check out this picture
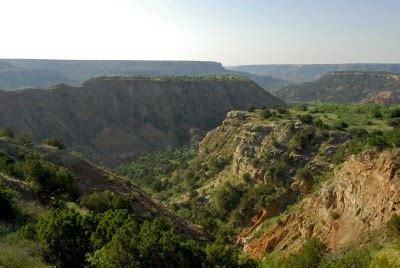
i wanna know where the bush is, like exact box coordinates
[296,168,313,184]
[320,247,372,267]
[299,114,313,124]
[247,106,256,112]
[274,239,327,267]
[289,127,315,152]
[35,209,96,266]
[387,214,400,237]
[80,191,133,213]
[89,217,205,267]
[388,118,400,127]
[21,159,77,200]
[91,209,135,249]
[0,153,16,177]
[0,181,19,220]
[260,109,272,119]
[42,138,66,150]
[213,182,243,217]
[333,121,349,130]
[372,109,383,118]
[0,128,15,138]
[390,108,400,118]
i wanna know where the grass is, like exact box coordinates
[0,230,47,267]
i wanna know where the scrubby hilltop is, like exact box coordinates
[274,71,400,104]
[0,76,285,166]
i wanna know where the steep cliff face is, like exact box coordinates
[274,72,400,103]
[361,90,400,105]
[243,150,400,258]
[0,77,285,166]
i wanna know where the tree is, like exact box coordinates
[0,127,15,138]
[21,159,77,200]
[36,209,96,267]
[80,190,132,213]
[43,138,66,150]
[0,181,19,220]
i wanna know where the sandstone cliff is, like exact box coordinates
[243,150,400,258]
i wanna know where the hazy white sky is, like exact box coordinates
[1,0,399,65]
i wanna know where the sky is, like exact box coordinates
[0,0,399,65]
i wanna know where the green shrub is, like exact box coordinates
[388,118,400,127]
[390,108,400,118]
[213,182,243,217]
[299,114,313,124]
[0,181,19,220]
[80,191,133,213]
[269,239,326,267]
[296,168,313,184]
[260,109,272,119]
[91,209,135,249]
[35,209,96,266]
[247,106,256,112]
[21,159,77,200]
[372,109,383,118]
[387,214,400,237]
[89,217,205,267]
[349,127,368,137]
[320,247,373,267]
[0,153,16,177]
[42,138,66,150]
[0,128,15,138]
[333,121,349,130]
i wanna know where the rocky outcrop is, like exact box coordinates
[361,90,400,105]
[243,150,400,258]
[0,77,285,166]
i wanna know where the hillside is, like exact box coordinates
[118,103,400,266]
[274,72,400,103]
[227,64,400,82]
[1,59,285,90]
[0,136,222,267]
[0,76,285,166]
[0,61,69,90]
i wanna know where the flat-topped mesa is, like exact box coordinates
[274,71,400,103]
[0,76,285,167]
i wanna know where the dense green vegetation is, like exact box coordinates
[87,74,250,83]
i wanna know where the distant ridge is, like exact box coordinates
[274,71,400,103]
[0,59,285,90]
[227,63,400,82]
